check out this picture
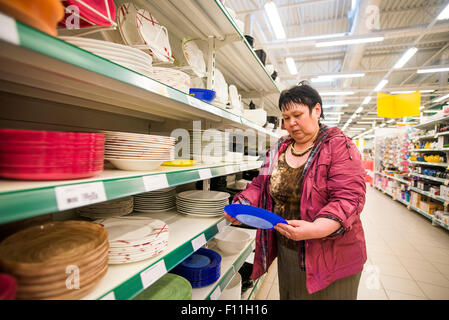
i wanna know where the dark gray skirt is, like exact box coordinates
[277,242,362,300]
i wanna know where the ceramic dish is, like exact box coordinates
[214,226,251,255]
[133,273,192,300]
[224,204,288,230]
[136,9,173,63]
[182,38,206,78]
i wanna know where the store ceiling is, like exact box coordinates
[225,0,449,137]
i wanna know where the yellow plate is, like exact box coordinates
[162,160,195,166]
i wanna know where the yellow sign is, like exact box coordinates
[377,91,420,118]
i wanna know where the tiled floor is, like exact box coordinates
[255,185,449,300]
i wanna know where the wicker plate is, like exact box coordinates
[0,221,108,276]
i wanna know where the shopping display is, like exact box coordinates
[0,129,105,180]
[0,221,109,299]
[171,248,222,288]
[2,0,447,302]
[95,216,168,264]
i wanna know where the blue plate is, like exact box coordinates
[224,204,288,229]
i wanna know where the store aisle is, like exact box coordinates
[254,185,449,300]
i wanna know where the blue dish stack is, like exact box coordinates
[171,248,222,288]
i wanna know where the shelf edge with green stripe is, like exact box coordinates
[0,162,262,225]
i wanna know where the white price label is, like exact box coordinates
[153,82,169,97]
[142,174,169,192]
[55,182,107,211]
[191,233,207,251]
[210,286,222,300]
[140,260,167,289]
[188,96,204,109]
[198,168,212,180]
[0,14,19,45]
[100,292,116,300]
[217,219,228,234]
[225,166,233,175]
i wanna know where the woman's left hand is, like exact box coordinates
[274,220,317,241]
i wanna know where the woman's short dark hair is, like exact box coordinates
[279,81,324,119]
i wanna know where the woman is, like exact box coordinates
[224,82,367,300]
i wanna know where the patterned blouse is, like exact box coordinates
[269,149,345,270]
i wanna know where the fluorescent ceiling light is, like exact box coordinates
[322,104,349,108]
[315,36,384,47]
[311,77,333,83]
[390,90,435,94]
[357,121,375,124]
[433,93,449,103]
[362,96,372,105]
[417,66,449,74]
[316,73,365,80]
[437,3,449,20]
[355,107,363,113]
[393,47,417,69]
[285,57,298,75]
[362,117,382,120]
[374,79,388,92]
[325,112,344,115]
[320,91,355,96]
[264,1,286,39]
[348,128,366,131]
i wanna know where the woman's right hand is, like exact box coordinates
[223,211,243,226]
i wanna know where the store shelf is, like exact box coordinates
[409,148,449,152]
[192,230,256,300]
[375,185,449,232]
[79,210,227,300]
[0,15,281,139]
[409,186,447,204]
[0,161,262,225]
[414,115,449,130]
[409,173,448,184]
[375,171,411,185]
[408,160,449,167]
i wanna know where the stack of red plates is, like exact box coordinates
[0,129,105,180]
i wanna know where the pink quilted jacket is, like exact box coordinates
[233,125,367,294]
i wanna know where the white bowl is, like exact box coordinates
[214,226,251,255]
[108,159,163,171]
[243,109,267,127]
[219,272,242,300]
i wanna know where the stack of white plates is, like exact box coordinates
[176,190,230,217]
[189,130,229,162]
[77,196,134,219]
[134,187,176,213]
[102,131,176,171]
[95,216,169,264]
[152,67,190,93]
[59,36,153,76]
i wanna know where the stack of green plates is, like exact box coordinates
[133,273,192,300]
